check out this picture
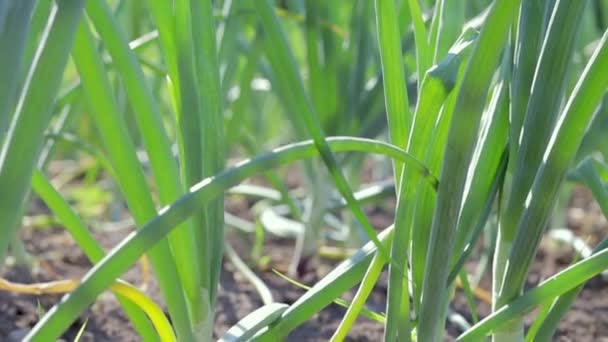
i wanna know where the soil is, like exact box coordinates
[1,185,607,341]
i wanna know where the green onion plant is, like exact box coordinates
[0,1,607,341]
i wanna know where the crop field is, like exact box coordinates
[1,0,608,341]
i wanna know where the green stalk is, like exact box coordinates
[0,0,35,140]
[344,0,373,130]
[374,2,413,336]
[385,170,412,341]
[0,0,85,266]
[190,0,225,310]
[144,0,179,93]
[494,25,608,340]
[226,31,262,148]
[577,158,608,217]
[429,0,465,62]
[459,270,479,324]
[409,28,477,312]
[84,0,203,327]
[171,3,212,332]
[500,0,586,242]
[404,0,431,86]
[451,44,511,275]
[448,149,508,285]
[416,0,521,340]
[21,1,53,74]
[71,20,194,341]
[331,249,387,341]
[217,0,243,96]
[305,0,329,127]
[374,0,412,176]
[509,1,545,159]
[494,2,589,339]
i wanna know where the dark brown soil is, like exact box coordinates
[1,186,607,341]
